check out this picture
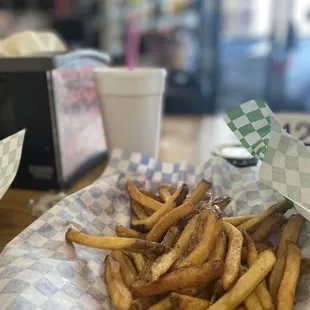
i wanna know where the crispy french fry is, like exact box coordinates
[126,252,145,273]
[300,258,310,275]
[177,208,222,268]
[251,213,287,243]
[243,291,263,310]
[140,189,163,203]
[143,215,199,282]
[269,214,303,303]
[243,231,274,310]
[212,196,232,211]
[131,199,149,220]
[209,229,227,261]
[177,283,209,297]
[131,214,149,233]
[208,249,276,310]
[105,255,133,310]
[131,183,189,230]
[111,251,137,287]
[277,241,301,310]
[66,228,169,259]
[255,241,273,253]
[223,215,256,226]
[130,296,164,310]
[222,222,243,290]
[159,185,174,202]
[161,225,181,248]
[237,200,292,233]
[170,293,210,310]
[147,295,172,310]
[115,226,145,239]
[131,260,224,297]
[146,203,195,242]
[186,180,211,205]
[127,180,163,211]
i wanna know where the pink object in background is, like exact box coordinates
[126,21,140,70]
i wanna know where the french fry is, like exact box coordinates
[131,214,149,233]
[143,215,199,282]
[159,185,174,202]
[251,213,287,243]
[127,180,163,211]
[243,291,263,310]
[140,189,163,203]
[237,199,293,233]
[105,255,133,310]
[223,215,256,226]
[243,231,274,310]
[131,199,149,220]
[130,296,164,310]
[115,226,145,239]
[208,249,276,310]
[111,251,137,287]
[186,179,211,205]
[66,228,169,259]
[147,295,172,310]
[209,229,227,261]
[126,252,145,273]
[131,260,224,297]
[212,196,232,211]
[170,293,210,310]
[177,208,222,268]
[237,307,246,310]
[222,222,243,290]
[277,241,301,310]
[177,283,209,297]
[269,214,303,303]
[131,183,189,230]
[146,203,195,242]
[161,225,181,248]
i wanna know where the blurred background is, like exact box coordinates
[0,0,309,115]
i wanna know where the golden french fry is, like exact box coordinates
[131,214,149,233]
[300,258,310,275]
[243,231,275,310]
[269,214,303,303]
[223,215,256,226]
[111,251,137,287]
[251,213,287,243]
[209,229,227,261]
[146,203,195,242]
[131,183,189,230]
[277,241,301,310]
[177,282,209,297]
[131,260,224,297]
[222,222,243,290]
[186,179,211,205]
[105,255,133,310]
[243,291,263,310]
[115,226,145,239]
[140,189,163,203]
[212,196,232,211]
[147,295,172,310]
[159,185,174,202]
[161,225,181,248]
[66,228,169,259]
[143,215,199,282]
[208,249,276,310]
[126,252,145,274]
[177,208,222,268]
[170,293,210,310]
[131,199,149,220]
[237,200,292,233]
[127,180,163,211]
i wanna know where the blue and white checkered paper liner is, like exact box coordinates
[0,148,310,309]
[224,100,310,223]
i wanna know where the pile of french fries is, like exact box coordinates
[65,179,310,310]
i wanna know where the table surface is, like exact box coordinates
[0,115,238,250]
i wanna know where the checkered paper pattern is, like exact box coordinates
[1,148,310,309]
[0,130,25,199]
[224,100,310,222]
